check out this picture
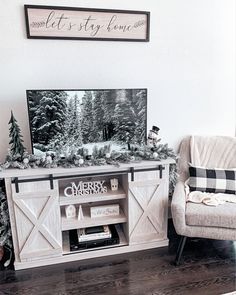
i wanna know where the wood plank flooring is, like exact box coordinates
[0,221,235,295]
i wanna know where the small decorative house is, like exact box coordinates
[110,178,119,191]
[65,205,76,219]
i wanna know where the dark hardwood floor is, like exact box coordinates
[0,221,235,295]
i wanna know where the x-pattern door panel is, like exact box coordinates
[129,177,168,244]
[12,185,62,261]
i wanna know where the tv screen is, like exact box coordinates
[26,89,147,155]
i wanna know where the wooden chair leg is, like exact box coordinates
[175,236,187,266]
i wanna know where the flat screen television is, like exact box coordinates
[26,89,147,155]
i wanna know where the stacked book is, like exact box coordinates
[77,225,111,242]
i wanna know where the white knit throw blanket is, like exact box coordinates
[186,135,236,206]
[186,183,236,206]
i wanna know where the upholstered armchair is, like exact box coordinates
[171,135,236,265]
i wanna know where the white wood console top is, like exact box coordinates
[0,159,175,178]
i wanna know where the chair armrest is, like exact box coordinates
[171,181,187,236]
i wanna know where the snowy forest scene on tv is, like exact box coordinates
[27,89,147,156]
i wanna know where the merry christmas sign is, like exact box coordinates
[64,180,107,197]
[25,5,150,41]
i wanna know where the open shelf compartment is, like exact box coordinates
[62,224,128,255]
[61,207,127,231]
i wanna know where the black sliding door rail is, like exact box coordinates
[11,165,165,193]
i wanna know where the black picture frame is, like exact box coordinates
[24,5,150,42]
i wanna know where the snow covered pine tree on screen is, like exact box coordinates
[27,89,147,155]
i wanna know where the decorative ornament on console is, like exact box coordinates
[65,205,76,219]
[153,152,158,159]
[110,178,119,191]
[64,180,108,197]
[78,205,84,220]
[147,126,161,147]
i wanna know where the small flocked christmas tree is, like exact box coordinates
[8,111,25,158]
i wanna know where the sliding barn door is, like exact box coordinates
[128,170,168,244]
[11,180,62,261]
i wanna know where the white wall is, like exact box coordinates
[0,0,235,162]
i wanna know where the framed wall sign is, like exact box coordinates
[24,5,150,42]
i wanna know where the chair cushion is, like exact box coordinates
[186,202,236,229]
[188,165,236,194]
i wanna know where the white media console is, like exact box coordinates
[1,159,174,270]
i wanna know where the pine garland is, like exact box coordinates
[1,143,174,168]
[0,143,177,194]
[1,143,176,169]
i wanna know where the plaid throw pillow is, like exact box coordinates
[188,166,236,194]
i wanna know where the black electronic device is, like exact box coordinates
[69,224,119,251]
[85,226,105,235]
